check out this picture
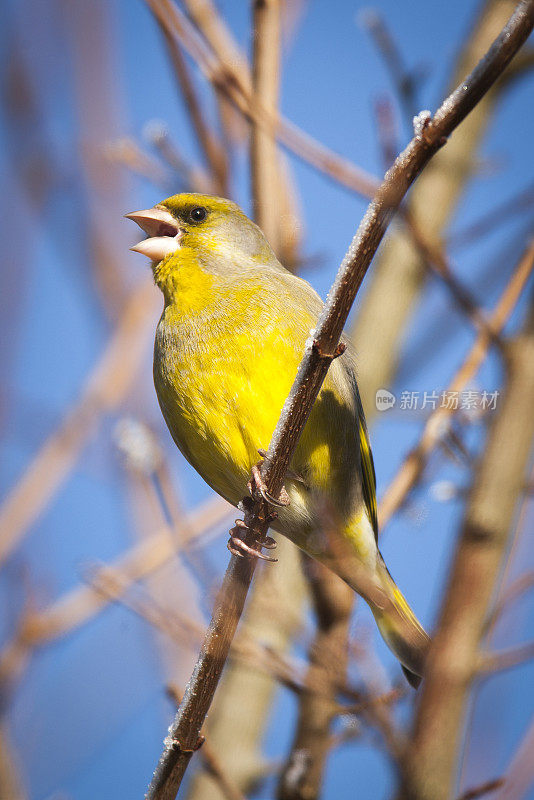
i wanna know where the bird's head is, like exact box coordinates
[126,193,276,282]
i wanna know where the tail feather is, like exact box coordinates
[316,532,429,688]
[401,664,422,690]
[370,559,430,687]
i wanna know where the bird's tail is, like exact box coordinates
[368,558,430,688]
[311,518,430,687]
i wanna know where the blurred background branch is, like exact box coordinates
[278,559,353,800]
[399,276,534,799]
[1,0,534,798]
[352,0,533,416]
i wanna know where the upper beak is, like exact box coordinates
[125,206,181,261]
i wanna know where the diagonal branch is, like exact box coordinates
[153,0,505,331]
[145,4,534,798]
[0,280,158,569]
[359,9,421,126]
[351,0,527,416]
[456,777,505,800]
[378,238,534,528]
[0,498,232,691]
[154,20,228,195]
[448,179,534,249]
[146,0,379,199]
[493,716,534,800]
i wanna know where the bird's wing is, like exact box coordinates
[356,387,379,541]
[265,270,380,537]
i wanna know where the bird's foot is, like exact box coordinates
[248,451,290,507]
[227,518,278,562]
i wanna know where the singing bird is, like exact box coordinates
[127,194,429,686]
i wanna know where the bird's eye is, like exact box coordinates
[189,206,207,223]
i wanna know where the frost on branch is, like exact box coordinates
[412,109,432,140]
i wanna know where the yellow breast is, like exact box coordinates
[153,252,363,538]
[154,276,306,504]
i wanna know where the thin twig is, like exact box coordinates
[158,0,508,346]
[456,777,504,800]
[0,281,158,569]
[79,559,402,780]
[374,94,399,170]
[401,208,502,343]
[372,99,499,343]
[448,179,534,249]
[154,20,228,194]
[84,563,369,713]
[479,640,534,673]
[65,498,226,634]
[145,5,534,797]
[350,0,527,417]
[145,0,380,199]
[144,122,213,193]
[493,716,534,800]
[379,238,534,528]
[348,633,407,762]
[114,416,218,590]
[0,498,231,688]
[362,6,508,347]
[154,462,216,589]
[485,569,534,632]
[106,137,173,190]
[86,567,205,651]
[359,9,422,125]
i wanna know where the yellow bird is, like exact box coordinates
[127,193,429,687]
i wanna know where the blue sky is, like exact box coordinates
[2,0,534,798]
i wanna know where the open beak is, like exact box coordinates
[125,206,181,261]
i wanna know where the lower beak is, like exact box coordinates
[125,206,181,261]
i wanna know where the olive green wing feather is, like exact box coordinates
[356,389,378,541]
